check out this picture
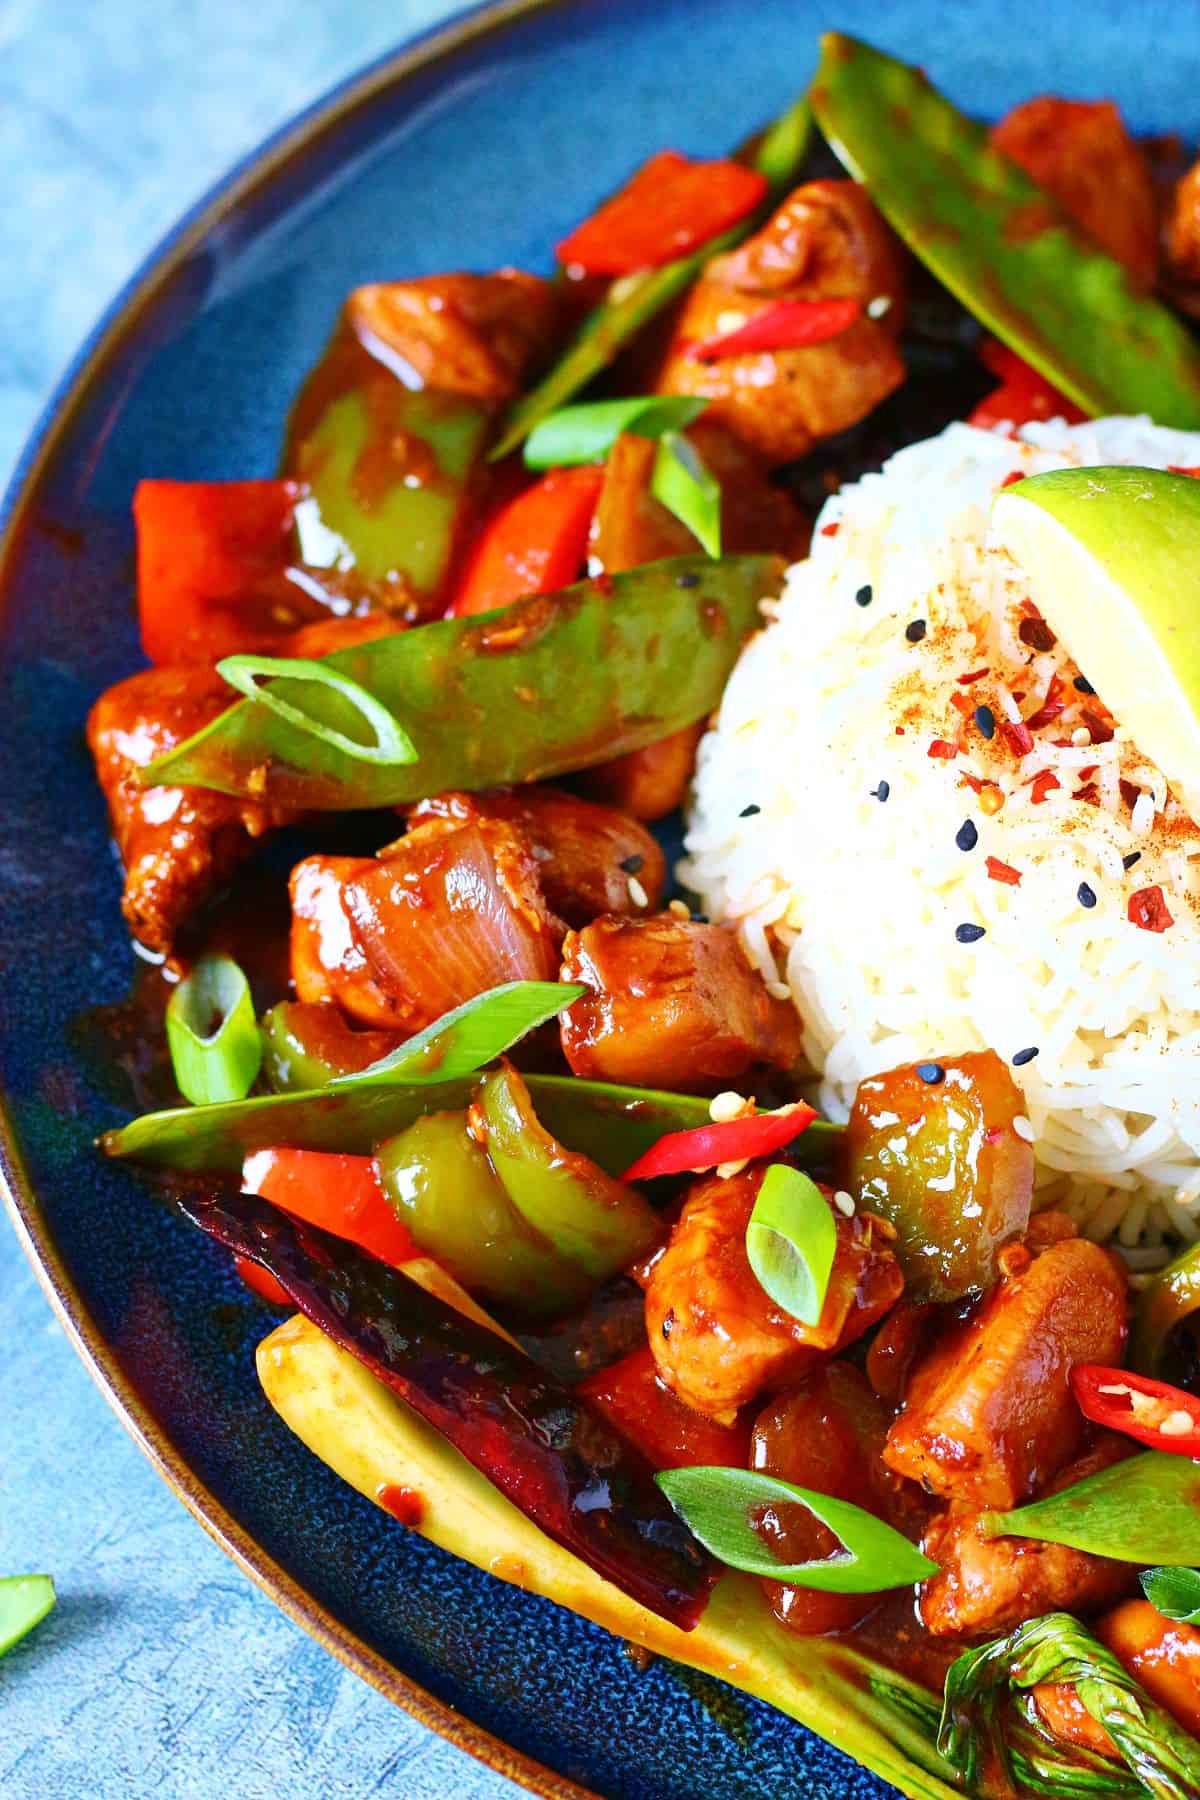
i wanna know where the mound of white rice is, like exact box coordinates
[684,417,1200,1266]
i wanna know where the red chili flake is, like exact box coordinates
[1169,465,1200,477]
[1073,782,1101,806]
[928,738,958,760]
[957,667,991,685]
[1128,885,1174,933]
[1119,779,1142,811]
[1001,469,1026,488]
[820,522,840,537]
[1018,614,1056,651]
[1000,720,1034,758]
[1081,707,1115,745]
[959,772,985,793]
[950,691,974,718]
[1028,769,1061,804]
[1024,674,1066,731]
[986,856,1023,885]
[895,726,906,736]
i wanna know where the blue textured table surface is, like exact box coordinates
[1,3,522,1795]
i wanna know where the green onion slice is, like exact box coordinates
[166,954,263,1106]
[336,981,585,1086]
[745,1164,836,1327]
[651,431,721,557]
[657,1466,938,1593]
[523,395,707,471]
[980,1450,1200,1565]
[216,654,417,767]
[1141,1566,1200,1624]
[0,1574,56,1657]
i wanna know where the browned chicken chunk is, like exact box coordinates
[579,725,706,823]
[653,180,907,463]
[407,786,666,926]
[884,1236,1128,1509]
[345,271,562,402]
[990,97,1158,286]
[341,818,561,1034]
[289,855,411,1029]
[87,665,288,955]
[645,1168,903,1421]
[559,915,801,1091]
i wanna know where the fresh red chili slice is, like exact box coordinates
[1128,885,1174,933]
[686,297,863,363]
[556,150,767,276]
[1071,1364,1200,1456]
[621,1102,817,1182]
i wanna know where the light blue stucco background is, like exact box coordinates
[1,3,523,1794]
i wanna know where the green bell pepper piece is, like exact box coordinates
[376,1110,586,1315]
[473,1064,659,1277]
[100,1070,843,1180]
[285,321,490,598]
[139,553,782,810]
[811,35,1200,428]
[260,1002,401,1092]
[1131,1238,1200,1380]
[489,98,813,461]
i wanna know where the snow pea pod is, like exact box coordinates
[139,553,781,810]
[811,35,1200,427]
[489,98,813,461]
[1131,1238,1200,1381]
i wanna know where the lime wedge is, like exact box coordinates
[993,467,1200,818]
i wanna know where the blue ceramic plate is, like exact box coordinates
[2,2,1197,1794]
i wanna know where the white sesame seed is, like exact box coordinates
[1012,1115,1034,1142]
[709,1090,748,1123]
[1159,1410,1195,1437]
[627,876,649,908]
[866,294,892,319]
[833,1189,855,1217]
[716,1157,749,1180]
[667,898,691,919]
[1071,727,1091,746]
[766,979,791,1001]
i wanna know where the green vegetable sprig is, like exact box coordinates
[166,954,262,1106]
[656,1466,937,1593]
[745,1165,836,1326]
[980,1452,1200,1565]
[651,433,722,557]
[940,1612,1200,1799]
[523,396,705,470]
[1141,1567,1200,1625]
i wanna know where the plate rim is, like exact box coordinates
[0,2,598,1795]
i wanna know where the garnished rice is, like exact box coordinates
[684,417,1200,1268]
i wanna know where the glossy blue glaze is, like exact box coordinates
[1,2,1197,1796]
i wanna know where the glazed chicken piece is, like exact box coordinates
[87,664,289,955]
[1098,1600,1200,1735]
[990,97,1158,287]
[407,786,666,926]
[653,180,907,464]
[579,725,705,823]
[345,271,562,402]
[339,818,561,1034]
[918,1436,1137,1637]
[289,856,411,1030]
[1166,159,1200,286]
[645,1168,903,1421]
[559,915,801,1092]
[884,1236,1128,1509]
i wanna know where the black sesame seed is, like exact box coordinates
[676,572,700,588]
[905,619,927,643]
[1012,1046,1039,1067]
[619,854,644,874]
[1073,675,1095,695]
[917,1062,945,1084]
[855,584,873,607]
[956,922,986,944]
[871,780,890,802]
[1123,851,1142,870]
[739,803,761,819]
[955,819,978,852]
[1077,882,1097,909]
[974,704,996,741]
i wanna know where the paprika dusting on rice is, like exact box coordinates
[684,416,1200,1267]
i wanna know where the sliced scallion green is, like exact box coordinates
[651,431,721,557]
[523,395,707,471]
[335,981,585,1086]
[980,1450,1200,1564]
[166,954,263,1106]
[657,1466,938,1592]
[745,1164,836,1327]
[0,1574,56,1657]
[216,653,417,767]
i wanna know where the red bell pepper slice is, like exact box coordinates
[556,150,768,276]
[1071,1364,1200,1456]
[968,342,1086,433]
[687,297,863,363]
[234,1255,291,1306]
[242,1146,416,1268]
[580,1345,749,1470]
[449,465,603,617]
[621,1101,817,1182]
[134,478,304,664]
